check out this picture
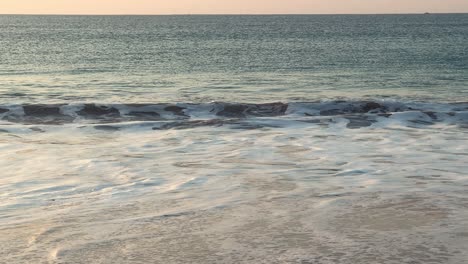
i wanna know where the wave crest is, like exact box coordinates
[0,101,467,129]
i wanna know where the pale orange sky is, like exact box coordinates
[2,0,468,15]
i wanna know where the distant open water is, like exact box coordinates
[0,15,467,263]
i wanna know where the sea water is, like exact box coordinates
[0,15,467,263]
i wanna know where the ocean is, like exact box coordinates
[0,14,467,263]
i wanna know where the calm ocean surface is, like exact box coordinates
[0,15,467,263]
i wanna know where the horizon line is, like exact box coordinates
[1,12,467,16]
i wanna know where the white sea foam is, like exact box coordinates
[1,104,467,262]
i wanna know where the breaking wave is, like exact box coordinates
[0,100,467,130]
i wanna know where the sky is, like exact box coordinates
[2,0,468,15]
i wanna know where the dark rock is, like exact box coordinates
[0,108,8,114]
[14,104,74,124]
[164,106,187,116]
[23,105,61,116]
[362,102,382,112]
[128,111,160,117]
[320,109,343,116]
[378,113,392,118]
[217,104,248,118]
[125,104,152,107]
[246,103,288,117]
[128,111,161,120]
[77,104,120,117]
[0,129,9,133]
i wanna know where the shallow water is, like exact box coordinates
[1,15,468,263]
[1,118,467,263]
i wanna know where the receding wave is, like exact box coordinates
[0,101,467,130]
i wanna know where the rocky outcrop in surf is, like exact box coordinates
[0,101,466,129]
